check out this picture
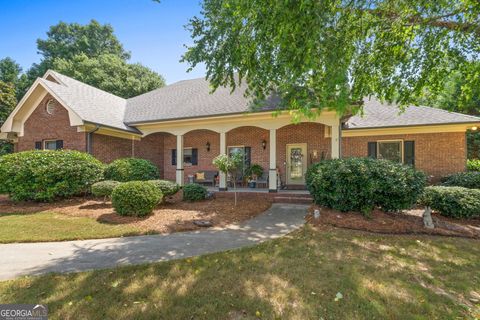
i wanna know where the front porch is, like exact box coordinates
[136,111,342,192]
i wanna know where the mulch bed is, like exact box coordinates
[307,205,480,238]
[0,193,273,234]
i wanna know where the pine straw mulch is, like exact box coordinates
[0,193,273,234]
[307,205,480,239]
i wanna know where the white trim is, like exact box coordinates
[377,139,404,163]
[43,139,58,150]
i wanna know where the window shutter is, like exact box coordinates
[244,147,252,167]
[56,140,64,150]
[367,142,377,158]
[171,149,177,166]
[35,141,42,150]
[191,148,198,165]
[404,141,415,166]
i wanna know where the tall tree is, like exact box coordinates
[0,81,17,155]
[183,0,480,117]
[19,20,164,99]
[52,54,165,98]
[0,58,22,84]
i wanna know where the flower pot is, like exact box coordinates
[248,181,256,188]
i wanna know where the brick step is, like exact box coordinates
[273,196,313,204]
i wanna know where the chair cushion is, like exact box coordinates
[196,172,205,180]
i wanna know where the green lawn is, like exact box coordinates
[0,212,145,243]
[0,226,478,319]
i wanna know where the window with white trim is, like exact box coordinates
[377,140,403,163]
[46,99,56,115]
[44,140,58,150]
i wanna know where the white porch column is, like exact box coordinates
[176,134,184,185]
[268,128,277,192]
[219,131,227,190]
[331,121,340,159]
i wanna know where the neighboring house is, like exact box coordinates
[1,70,479,191]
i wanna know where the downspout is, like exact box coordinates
[86,125,100,154]
[339,120,342,159]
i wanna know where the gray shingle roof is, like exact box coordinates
[42,71,139,133]
[38,72,480,133]
[125,77,278,124]
[344,97,480,129]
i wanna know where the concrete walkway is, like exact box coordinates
[0,203,307,280]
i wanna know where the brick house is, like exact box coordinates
[1,70,479,191]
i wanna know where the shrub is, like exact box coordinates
[420,186,480,219]
[148,180,180,201]
[306,158,426,215]
[91,180,122,198]
[104,158,159,182]
[0,150,104,202]
[183,183,207,201]
[245,164,264,179]
[442,171,480,189]
[111,181,162,217]
[467,159,480,171]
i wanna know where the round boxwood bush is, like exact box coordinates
[467,159,480,172]
[441,171,480,189]
[104,158,159,182]
[420,186,480,219]
[111,181,162,217]
[183,183,207,201]
[0,150,104,202]
[148,180,180,201]
[306,158,426,215]
[91,180,122,198]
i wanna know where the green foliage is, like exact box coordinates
[0,57,22,85]
[441,172,480,189]
[245,164,264,179]
[467,159,480,171]
[306,158,426,215]
[0,81,17,125]
[91,180,122,198]
[467,131,480,160]
[148,180,180,202]
[420,186,480,219]
[111,181,162,217]
[51,53,165,99]
[213,154,243,175]
[104,158,160,182]
[183,0,480,117]
[0,150,104,202]
[182,183,207,202]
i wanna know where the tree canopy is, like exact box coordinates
[8,20,165,100]
[183,0,480,117]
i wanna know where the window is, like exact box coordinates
[44,140,58,150]
[377,140,403,163]
[171,148,198,166]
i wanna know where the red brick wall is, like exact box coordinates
[277,123,330,185]
[227,126,269,172]
[134,132,165,177]
[91,134,133,163]
[17,94,86,152]
[164,130,219,182]
[342,132,467,180]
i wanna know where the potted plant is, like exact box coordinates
[245,164,264,188]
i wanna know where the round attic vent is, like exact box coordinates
[46,99,55,115]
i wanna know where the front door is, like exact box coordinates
[286,143,307,185]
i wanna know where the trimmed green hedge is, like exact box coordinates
[148,180,180,201]
[183,183,207,201]
[0,150,104,202]
[441,171,480,189]
[91,180,122,198]
[111,181,162,217]
[421,186,480,219]
[306,158,426,215]
[104,158,159,182]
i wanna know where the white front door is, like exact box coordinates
[286,143,307,185]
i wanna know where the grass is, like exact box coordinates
[0,211,145,243]
[0,226,478,319]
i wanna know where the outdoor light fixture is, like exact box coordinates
[206,141,211,152]
[262,139,267,150]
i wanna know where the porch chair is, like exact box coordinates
[255,172,269,189]
[193,171,218,187]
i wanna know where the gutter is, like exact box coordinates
[86,125,100,154]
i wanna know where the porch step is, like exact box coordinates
[273,195,313,204]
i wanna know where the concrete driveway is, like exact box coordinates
[0,203,307,280]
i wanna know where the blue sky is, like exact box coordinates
[0,0,205,84]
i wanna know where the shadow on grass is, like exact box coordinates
[1,226,478,319]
